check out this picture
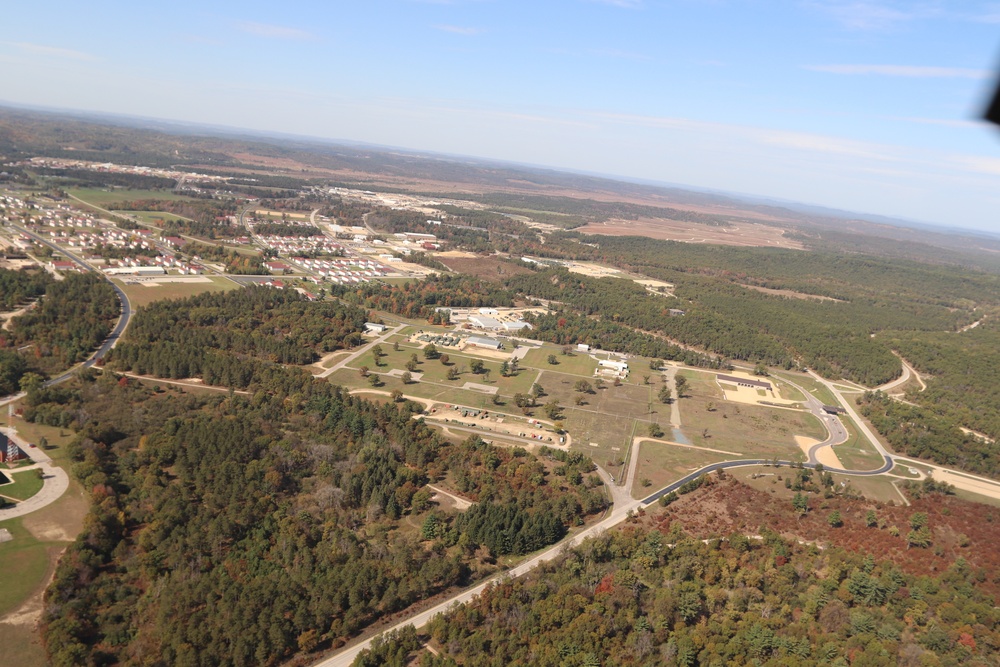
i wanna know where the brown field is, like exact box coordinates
[577,218,804,249]
[437,256,535,282]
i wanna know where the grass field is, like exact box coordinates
[631,441,730,499]
[0,469,88,667]
[0,470,44,501]
[521,347,598,377]
[682,394,822,461]
[773,372,839,407]
[0,520,49,616]
[4,419,80,465]
[113,276,241,308]
[678,369,724,399]
[69,187,195,207]
[121,210,192,224]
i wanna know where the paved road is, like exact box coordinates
[318,325,405,378]
[774,374,852,467]
[9,224,134,386]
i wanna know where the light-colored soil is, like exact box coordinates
[425,406,562,446]
[716,372,798,407]
[577,218,804,249]
[932,469,1000,502]
[740,284,843,302]
[794,435,843,469]
[565,262,622,278]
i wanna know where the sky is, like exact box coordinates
[1,1,999,231]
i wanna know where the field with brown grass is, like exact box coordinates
[577,217,804,249]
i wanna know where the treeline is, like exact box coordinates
[858,391,1000,478]
[110,287,367,378]
[362,524,999,666]
[525,311,722,368]
[506,269,908,385]
[4,272,119,373]
[0,266,51,310]
[40,337,604,664]
[107,198,241,239]
[37,168,177,190]
[185,243,271,274]
[332,273,516,320]
[888,327,1000,442]
[253,222,325,237]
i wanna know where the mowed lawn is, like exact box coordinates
[0,470,44,501]
[521,347,598,376]
[631,441,730,499]
[113,276,241,308]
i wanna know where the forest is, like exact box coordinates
[105,198,241,239]
[358,475,1000,667]
[2,272,119,375]
[109,287,368,382]
[38,287,607,665]
[857,391,1000,477]
[0,265,52,310]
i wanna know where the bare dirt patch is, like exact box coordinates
[577,218,804,249]
[438,255,534,282]
[741,284,844,302]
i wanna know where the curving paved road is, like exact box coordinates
[8,224,133,386]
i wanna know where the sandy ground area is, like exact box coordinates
[124,275,214,285]
[717,373,799,407]
[794,435,843,468]
[565,262,622,278]
[741,284,843,302]
[435,250,479,258]
[425,406,563,446]
[577,218,804,249]
[932,469,1000,501]
[427,484,472,510]
[634,278,674,290]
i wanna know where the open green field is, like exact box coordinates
[0,519,49,617]
[838,475,910,504]
[121,210,192,224]
[521,347,598,377]
[4,419,79,465]
[69,187,195,207]
[0,470,43,501]
[773,371,839,407]
[678,368,724,399]
[113,276,241,308]
[682,394,822,461]
[0,466,88,667]
[631,441,730,499]
[830,413,886,471]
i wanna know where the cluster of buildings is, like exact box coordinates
[254,234,345,256]
[104,254,203,276]
[17,157,228,184]
[290,256,391,283]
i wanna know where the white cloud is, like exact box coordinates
[805,64,991,79]
[950,155,1000,175]
[433,24,483,35]
[5,42,100,62]
[236,21,317,41]
[805,1,931,30]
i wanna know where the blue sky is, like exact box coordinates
[2,1,999,230]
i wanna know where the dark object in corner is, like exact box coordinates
[986,69,1000,126]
